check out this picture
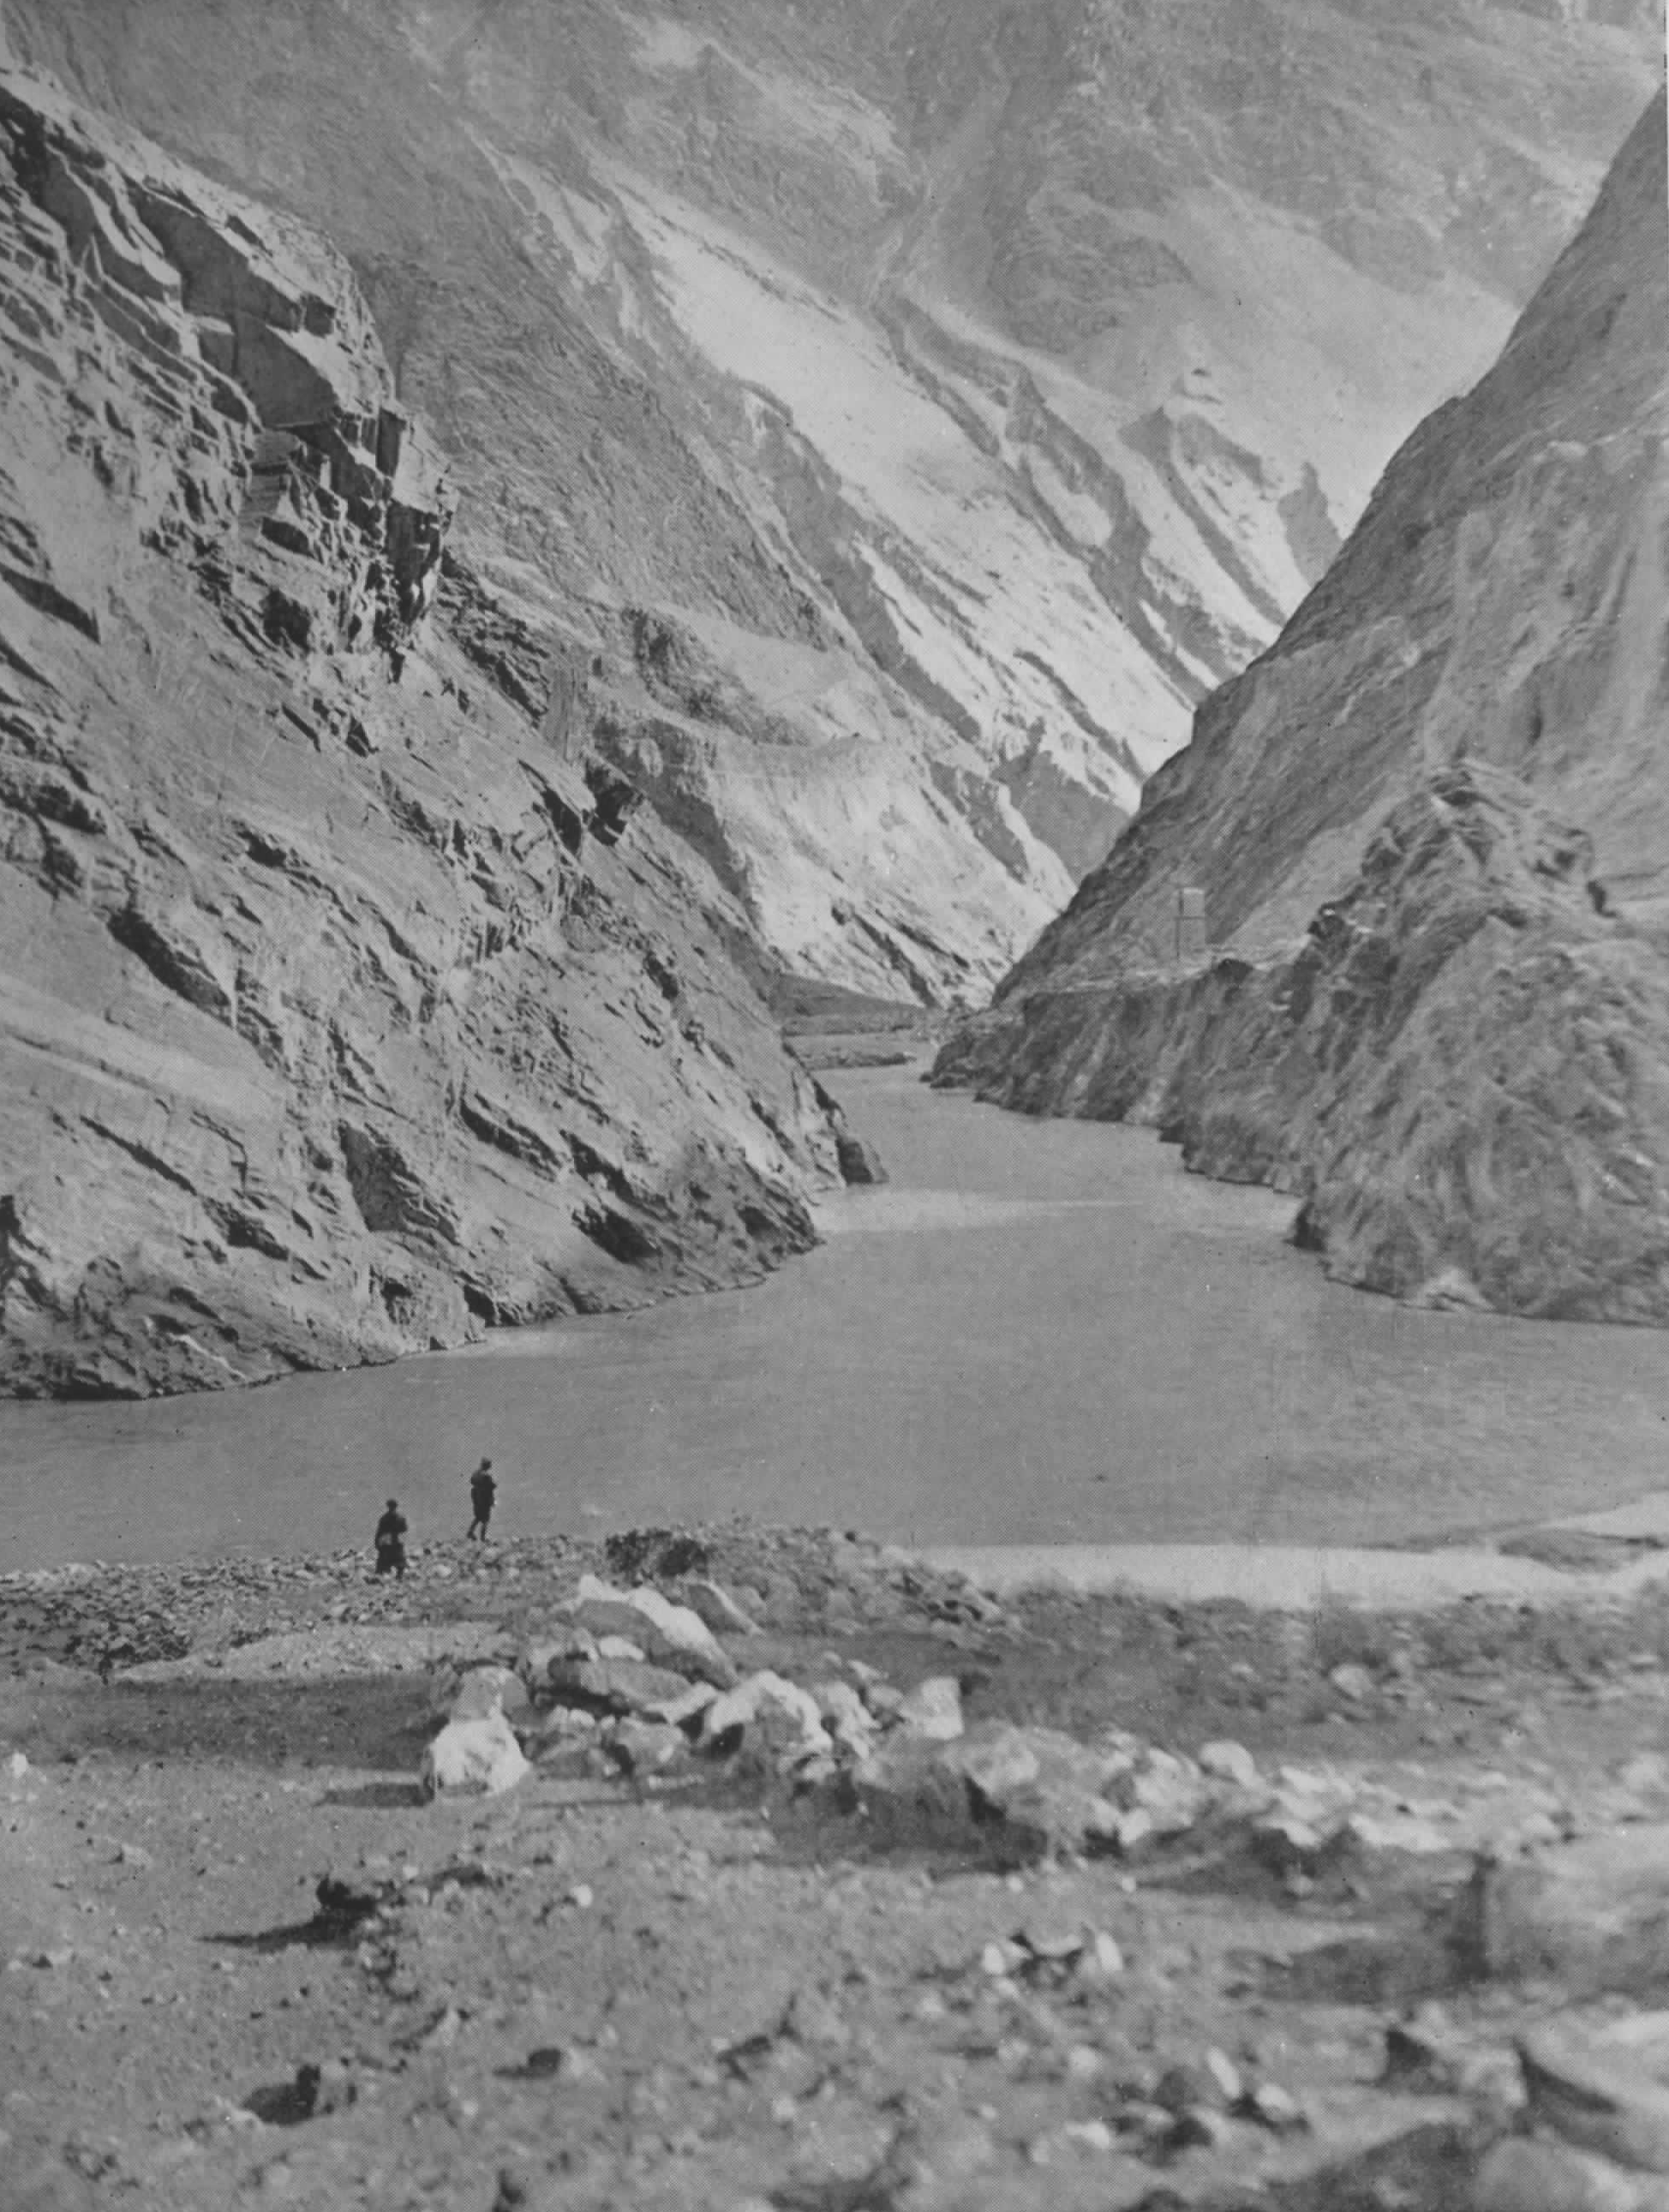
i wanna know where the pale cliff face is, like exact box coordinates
[936,95,1669,1325]
[3,0,1656,999]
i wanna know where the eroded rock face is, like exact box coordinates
[2,0,1657,1001]
[0,72,845,1396]
[936,98,1669,1323]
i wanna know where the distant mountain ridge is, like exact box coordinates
[3,0,1656,1001]
[936,93,1669,1326]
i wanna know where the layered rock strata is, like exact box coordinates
[936,97,1669,1323]
[0,71,846,1397]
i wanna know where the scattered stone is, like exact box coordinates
[1473,2136,1669,2211]
[421,1712,530,1799]
[1384,2005,1520,2103]
[447,1664,529,1723]
[1329,1662,1378,1703]
[702,1672,831,1764]
[1078,1930,1126,1984]
[895,1675,964,1741]
[811,1680,876,1754]
[595,1635,648,1663]
[1520,2018,1669,2174]
[679,1580,763,1640]
[546,1656,693,1718]
[1468,1827,1669,1994]
[1198,1741,1261,1790]
[565,1577,737,1687]
[981,1939,1027,1978]
[1156,2059,1235,2116]
[606,1719,688,1777]
[642,1680,719,1731]
[1241,2081,1308,2134]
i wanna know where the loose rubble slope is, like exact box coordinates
[3,0,1657,996]
[15,1523,1669,2208]
[0,70,852,1398]
[936,95,1669,1324]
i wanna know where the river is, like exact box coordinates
[3,1063,1667,1569]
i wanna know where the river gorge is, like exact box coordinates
[6,1064,1667,1572]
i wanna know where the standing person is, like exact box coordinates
[374,1498,408,1579]
[466,1459,496,1542]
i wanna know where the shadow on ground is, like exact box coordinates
[0,1672,432,1772]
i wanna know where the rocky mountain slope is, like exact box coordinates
[3,0,1656,1000]
[0,69,854,1398]
[936,94,1669,1325]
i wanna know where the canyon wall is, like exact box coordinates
[0,71,847,1397]
[3,0,1656,1001]
[936,96,1669,1324]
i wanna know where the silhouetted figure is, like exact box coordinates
[466,1459,496,1542]
[374,1498,408,1579]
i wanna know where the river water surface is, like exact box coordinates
[4,1064,1667,1568]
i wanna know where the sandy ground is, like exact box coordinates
[9,1523,1669,2210]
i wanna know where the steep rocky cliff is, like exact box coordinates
[936,96,1669,1324]
[3,0,1655,1000]
[0,70,849,1397]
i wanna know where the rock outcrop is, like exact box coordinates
[3,0,1657,1001]
[936,96,1669,1324]
[0,71,849,1397]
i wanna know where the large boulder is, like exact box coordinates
[1469,1827,1669,1996]
[566,1577,737,1688]
[702,1672,831,1765]
[420,1711,529,1799]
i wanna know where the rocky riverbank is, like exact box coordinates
[934,95,1669,1328]
[13,1523,1669,2208]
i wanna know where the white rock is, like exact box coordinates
[680,1579,763,1638]
[421,1711,529,1799]
[895,1675,964,1741]
[1204,2047,1243,2105]
[1328,1662,1377,1703]
[568,1576,736,1687]
[981,1939,1026,1977]
[595,1635,647,1663]
[1128,1752,1210,1832]
[5,1752,29,1780]
[811,1680,876,1753]
[1078,1930,1125,1983]
[1199,1741,1261,1790]
[702,1671,831,1762]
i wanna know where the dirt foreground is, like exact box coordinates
[9,1525,1669,2211]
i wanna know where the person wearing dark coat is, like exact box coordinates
[466,1460,496,1542]
[374,1498,408,1578]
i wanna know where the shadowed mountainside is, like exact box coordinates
[935,95,1669,1324]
